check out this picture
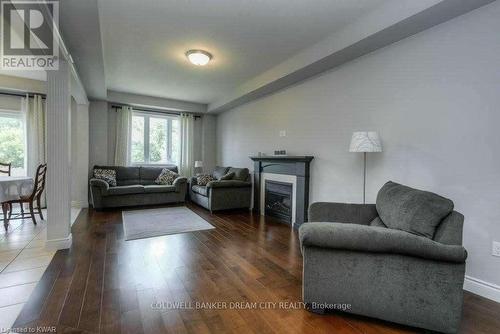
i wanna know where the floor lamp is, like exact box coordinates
[349,132,382,204]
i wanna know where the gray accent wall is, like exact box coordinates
[216,1,500,292]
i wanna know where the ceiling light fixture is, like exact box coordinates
[186,50,212,66]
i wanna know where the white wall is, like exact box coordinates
[70,98,89,208]
[216,1,500,297]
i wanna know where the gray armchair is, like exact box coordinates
[299,182,467,333]
[189,166,252,212]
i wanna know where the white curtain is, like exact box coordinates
[24,94,46,176]
[179,113,194,177]
[23,94,46,205]
[114,106,132,166]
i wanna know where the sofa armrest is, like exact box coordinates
[206,180,252,189]
[299,222,467,263]
[89,178,109,209]
[90,178,109,190]
[308,202,378,225]
[173,177,187,192]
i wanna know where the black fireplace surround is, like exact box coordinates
[250,155,314,227]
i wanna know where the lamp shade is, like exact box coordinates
[349,132,382,152]
[194,161,203,168]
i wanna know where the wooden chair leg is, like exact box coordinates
[8,203,12,220]
[20,202,24,216]
[2,203,8,230]
[37,196,44,220]
[29,200,37,225]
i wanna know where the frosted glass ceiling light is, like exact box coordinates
[186,50,212,66]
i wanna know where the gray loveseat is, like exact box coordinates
[90,165,187,209]
[189,166,252,212]
[299,181,467,333]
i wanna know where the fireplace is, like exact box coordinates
[265,180,293,224]
[251,155,313,227]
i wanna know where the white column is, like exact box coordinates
[45,59,72,250]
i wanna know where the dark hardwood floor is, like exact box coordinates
[11,203,500,333]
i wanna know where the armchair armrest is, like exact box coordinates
[206,180,252,189]
[90,178,109,190]
[308,202,378,225]
[299,223,467,263]
[173,177,187,192]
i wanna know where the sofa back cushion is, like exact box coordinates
[94,166,140,186]
[140,166,177,185]
[376,181,454,239]
[227,167,249,181]
[93,165,179,186]
[213,166,230,180]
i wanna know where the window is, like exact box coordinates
[0,110,26,176]
[130,112,180,165]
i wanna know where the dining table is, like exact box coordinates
[0,175,34,227]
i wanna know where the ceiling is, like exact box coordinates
[60,0,389,104]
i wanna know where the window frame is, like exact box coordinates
[129,111,179,166]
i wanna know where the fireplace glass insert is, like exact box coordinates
[264,180,293,224]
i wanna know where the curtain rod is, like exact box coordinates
[111,105,201,119]
[0,91,46,99]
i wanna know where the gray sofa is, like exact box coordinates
[299,181,467,333]
[189,166,252,212]
[90,165,187,209]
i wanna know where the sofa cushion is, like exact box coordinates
[144,185,176,193]
[155,168,178,185]
[213,166,230,180]
[376,181,454,239]
[227,167,249,181]
[197,174,214,186]
[219,172,235,180]
[105,185,144,196]
[192,185,208,197]
[93,169,117,186]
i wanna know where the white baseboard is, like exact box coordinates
[45,234,72,251]
[71,200,88,208]
[464,275,500,303]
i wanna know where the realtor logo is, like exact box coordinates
[1,0,59,70]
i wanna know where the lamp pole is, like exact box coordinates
[363,152,366,204]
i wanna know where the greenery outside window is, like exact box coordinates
[130,112,180,165]
[0,110,26,176]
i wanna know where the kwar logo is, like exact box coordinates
[1,0,59,70]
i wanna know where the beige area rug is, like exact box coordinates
[122,206,215,241]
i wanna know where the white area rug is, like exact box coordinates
[122,206,215,241]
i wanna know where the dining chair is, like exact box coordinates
[5,164,47,226]
[0,162,11,176]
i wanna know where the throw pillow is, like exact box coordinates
[155,168,178,185]
[197,174,214,186]
[219,172,235,181]
[376,181,454,239]
[94,169,117,186]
